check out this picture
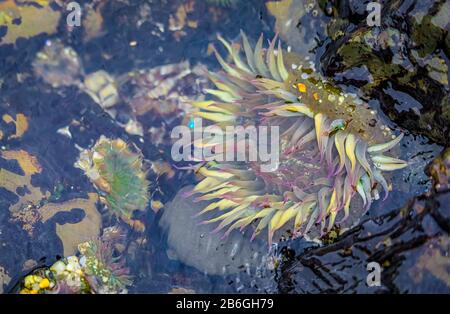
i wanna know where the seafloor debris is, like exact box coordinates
[83,70,120,110]
[186,32,407,245]
[150,199,164,213]
[118,60,210,142]
[120,61,207,119]
[75,136,150,221]
[168,0,197,41]
[18,227,132,294]
[31,40,209,139]
[32,40,119,108]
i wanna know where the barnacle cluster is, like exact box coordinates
[20,256,91,294]
[19,228,131,294]
[75,136,150,220]
[188,33,408,244]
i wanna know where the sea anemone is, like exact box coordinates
[75,136,150,220]
[187,32,408,245]
[78,227,132,294]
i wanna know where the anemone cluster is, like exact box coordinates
[78,227,132,294]
[188,32,408,245]
[75,136,149,220]
[19,228,131,294]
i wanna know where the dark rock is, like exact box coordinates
[277,148,450,293]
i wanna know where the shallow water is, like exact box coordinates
[0,0,448,294]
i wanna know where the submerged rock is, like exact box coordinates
[319,0,450,145]
[159,186,273,276]
[266,0,327,57]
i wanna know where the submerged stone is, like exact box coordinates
[160,186,272,276]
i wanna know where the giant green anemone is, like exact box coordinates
[187,32,408,245]
[75,136,149,220]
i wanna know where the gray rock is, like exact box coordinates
[159,186,271,276]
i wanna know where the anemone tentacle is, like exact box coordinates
[189,33,407,245]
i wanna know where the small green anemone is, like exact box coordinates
[75,136,149,220]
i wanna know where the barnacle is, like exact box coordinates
[20,257,90,294]
[75,136,149,220]
[188,32,408,245]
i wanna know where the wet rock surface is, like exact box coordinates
[319,0,449,145]
[159,186,281,294]
[277,148,450,293]
[160,186,271,276]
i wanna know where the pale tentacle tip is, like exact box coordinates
[192,211,205,218]
[220,232,231,240]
